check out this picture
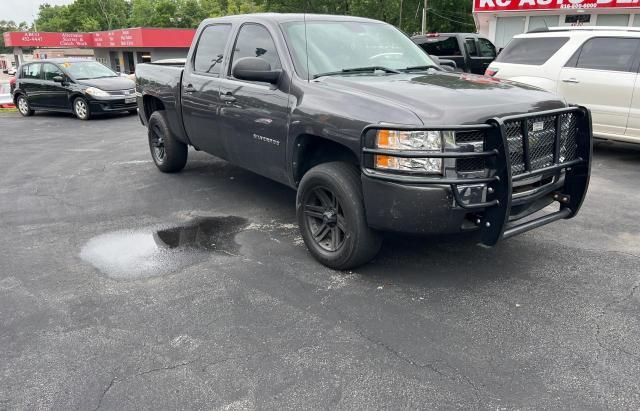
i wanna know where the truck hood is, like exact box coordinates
[315,71,566,125]
[76,76,135,91]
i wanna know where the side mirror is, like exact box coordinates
[232,57,281,84]
[53,75,64,83]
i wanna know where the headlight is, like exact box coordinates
[374,129,454,174]
[85,87,109,97]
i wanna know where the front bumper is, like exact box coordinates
[361,106,592,245]
[88,96,137,113]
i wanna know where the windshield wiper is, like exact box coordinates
[401,65,441,72]
[313,66,401,79]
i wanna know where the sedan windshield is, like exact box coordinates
[62,61,118,80]
[282,20,436,79]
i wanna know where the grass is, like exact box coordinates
[0,107,16,113]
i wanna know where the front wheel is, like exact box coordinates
[297,162,382,270]
[16,95,34,117]
[73,97,91,120]
[148,110,188,173]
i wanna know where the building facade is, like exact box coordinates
[473,0,640,48]
[3,28,194,74]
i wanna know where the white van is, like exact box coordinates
[486,27,640,144]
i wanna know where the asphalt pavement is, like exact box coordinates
[1,111,639,409]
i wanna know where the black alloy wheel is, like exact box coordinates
[297,162,382,270]
[147,110,188,173]
[303,186,347,252]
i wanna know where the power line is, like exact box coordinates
[428,8,475,27]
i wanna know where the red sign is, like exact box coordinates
[474,0,640,12]
[3,28,195,48]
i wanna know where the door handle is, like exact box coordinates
[562,78,579,84]
[220,91,236,103]
[184,84,196,93]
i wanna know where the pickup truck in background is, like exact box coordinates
[412,33,497,75]
[136,13,592,270]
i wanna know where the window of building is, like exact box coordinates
[528,15,560,31]
[495,37,569,65]
[418,36,461,56]
[230,24,281,73]
[42,63,63,81]
[495,16,526,49]
[596,14,630,26]
[633,15,640,26]
[565,14,591,24]
[193,24,232,75]
[572,37,639,72]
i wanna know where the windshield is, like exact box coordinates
[62,61,118,80]
[282,20,436,79]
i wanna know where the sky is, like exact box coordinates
[1,0,75,24]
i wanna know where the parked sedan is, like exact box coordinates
[13,58,137,120]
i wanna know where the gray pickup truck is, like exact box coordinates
[135,13,592,269]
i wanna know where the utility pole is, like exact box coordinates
[421,0,428,34]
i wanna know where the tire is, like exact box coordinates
[147,110,188,173]
[297,162,382,270]
[73,97,91,120]
[16,95,34,117]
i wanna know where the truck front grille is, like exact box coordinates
[455,130,485,172]
[504,112,579,176]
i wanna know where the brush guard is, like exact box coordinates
[360,106,592,246]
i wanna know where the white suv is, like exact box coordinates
[486,27,640,144]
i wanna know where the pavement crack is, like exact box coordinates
[94,376,117,411]
[136,359,197,377]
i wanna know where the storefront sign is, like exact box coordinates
[3,28,195,48]
[474,0,640,12]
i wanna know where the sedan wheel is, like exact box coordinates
[17,96,34,117]
[74,98,91,120]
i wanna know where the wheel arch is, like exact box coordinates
[142,94,166,122]
[291,134,360,187]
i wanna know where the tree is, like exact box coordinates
[33,0,476,35]
[0,20,30,53]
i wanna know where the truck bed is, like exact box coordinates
[135,62,188,144]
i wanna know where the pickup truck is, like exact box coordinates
[412,33,497,75]
[135,13,592,270]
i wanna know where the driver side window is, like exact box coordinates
[230,24,281,75]
[42,63,63,81]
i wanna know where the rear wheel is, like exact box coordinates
[16,95,34,117]
[148,110,188,173]
[73,97,91,120]
[297,162,382,270]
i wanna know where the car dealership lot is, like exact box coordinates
[1,112,639,409]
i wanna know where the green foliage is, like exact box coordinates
[1,20,30,53]
[32,0,474,33]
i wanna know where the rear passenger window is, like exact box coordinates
[494,37,569,65]
[573,37,639,72]
[231,24,281,72]
[418,36,461,56]
[193,24,232,75]
[23,64,42,79]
